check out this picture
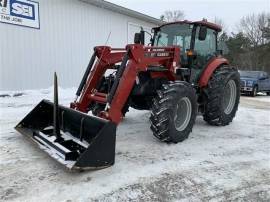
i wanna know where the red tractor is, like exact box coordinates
[16,20,240,170]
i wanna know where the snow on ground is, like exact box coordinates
[0,88,270,201]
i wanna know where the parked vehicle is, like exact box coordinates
[239,70,270,96]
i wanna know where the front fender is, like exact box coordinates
[198,57,229,87]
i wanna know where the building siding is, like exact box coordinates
[0,0,157,90]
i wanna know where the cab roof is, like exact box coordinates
[156,20,222,32]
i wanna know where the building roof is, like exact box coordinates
[80,0,163,25]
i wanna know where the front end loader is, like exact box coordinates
[15,20,240,170]
[15,73,117,170]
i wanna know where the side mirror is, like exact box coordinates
[134,31,145,45]
[198,26,207,41]
[134,33,141,44]
[260,76,268,80]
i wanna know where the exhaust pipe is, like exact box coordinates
[53,72,62,142]
[15,73,117,170]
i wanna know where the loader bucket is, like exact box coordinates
[15,99,117,170]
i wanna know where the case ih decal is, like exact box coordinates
[0,0,39,29]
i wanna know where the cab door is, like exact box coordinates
[191,27,218,82]
[259,72,270,91]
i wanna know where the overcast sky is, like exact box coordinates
[107,0,270,33]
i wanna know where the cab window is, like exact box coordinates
[194,28,217,57]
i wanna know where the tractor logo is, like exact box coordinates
[0,0,39,29]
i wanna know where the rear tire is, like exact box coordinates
[203,67,240,126]
[150,82,197,143]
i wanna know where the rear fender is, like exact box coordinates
[198,57,229,87]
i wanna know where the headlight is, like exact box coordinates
[247,80,254,86]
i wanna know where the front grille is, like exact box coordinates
[241,80,246,87]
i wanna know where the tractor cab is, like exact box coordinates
[153,20,221,82]
[153,20,221,66]
[136,20,222,83]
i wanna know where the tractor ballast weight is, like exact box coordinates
[15,20,240,171]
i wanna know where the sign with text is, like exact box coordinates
[0,0,39,29]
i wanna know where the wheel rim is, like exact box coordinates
[222,79,237,115]
[174,97,192,131]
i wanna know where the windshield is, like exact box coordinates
[239,71,261,78]
[154,24,193,52]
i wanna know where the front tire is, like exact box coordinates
[252,86,257,97]
[150,82,197,143]
[203,67,240,126]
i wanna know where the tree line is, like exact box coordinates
[160,11,270,73]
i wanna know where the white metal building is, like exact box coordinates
[0,0,162,90]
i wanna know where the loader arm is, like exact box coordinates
[72,46,126,112]
[15,44,180,170]
[72,44,180,124]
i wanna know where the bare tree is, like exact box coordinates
[213,17,227,33]
[212,16,228,46]
[160,10,185,22]
[262,19,270,40]
[239,12,270,47]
